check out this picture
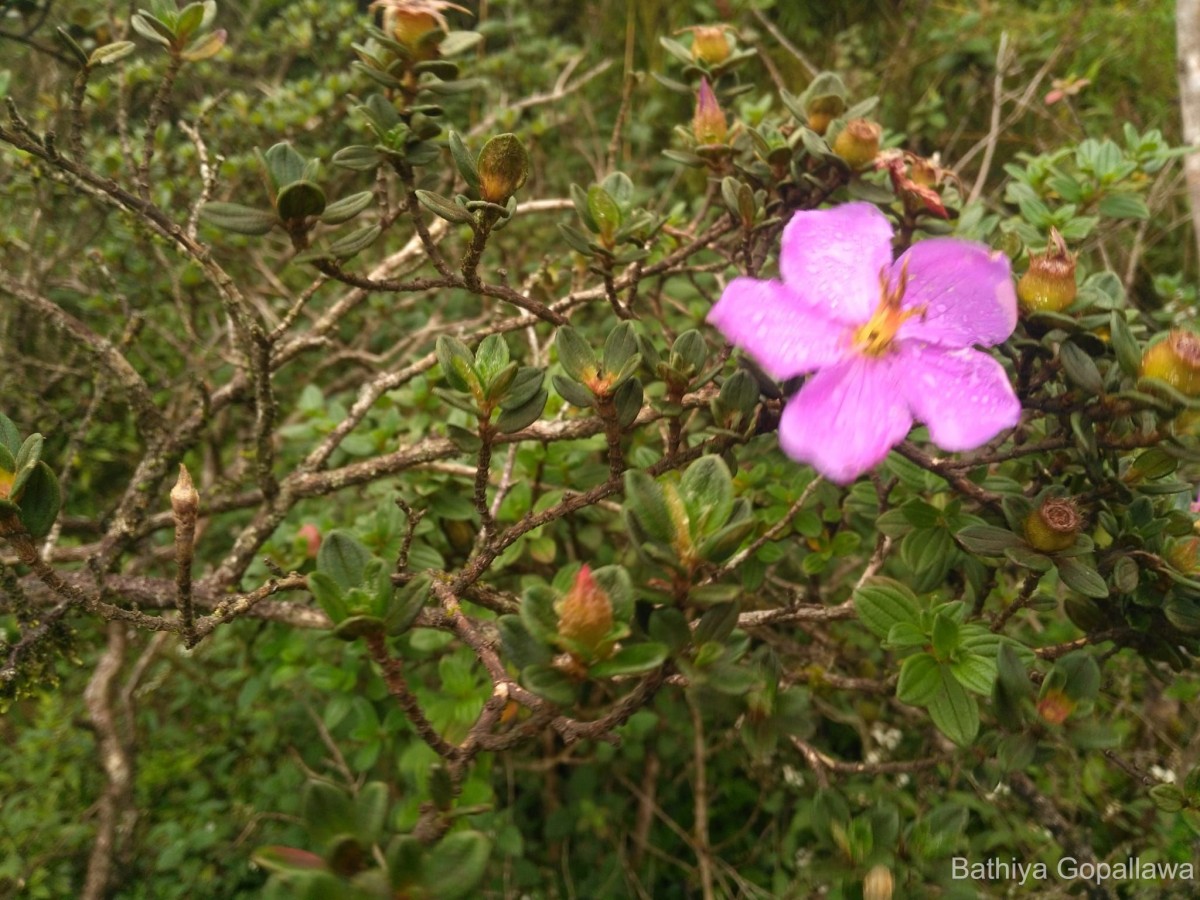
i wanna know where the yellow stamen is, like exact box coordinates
[852,263,925,357]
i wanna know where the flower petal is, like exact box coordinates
[707,278,849,380]
[779,202,895,324]
[898,345,1020,451]
[894,239,1017,348]
[778,357,913,484]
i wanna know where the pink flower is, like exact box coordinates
[708,202,1020,483]
[1191,491,1200,515]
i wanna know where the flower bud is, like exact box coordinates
[1023,497,1081,553]
[1140,330,1200,397]
[298,523,322,559]
[476,133,529,205]
[689,26,731,66]
[693,78,728,146]
[863,865,894,900]
[806,100,840,136]
[371,0,468,54]
[831,119,881,170]
[170,463,200,520]
[555,565,613,660]
[1018,228,1077,313]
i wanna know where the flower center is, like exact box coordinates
[851,263,924,357]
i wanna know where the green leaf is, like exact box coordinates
[498,616,552,669]
[55,27,91,65]
[415,189,477,226]
[276,181,327,221]
[252,846,328,875]
[680,455,734,538]
[896,653,941,706]
[589,642,668,678]
[494,389,547,433]
[130,13,173,47]
[0,414,20,456]
[308,572,348,624]
[423,831,491,900]
[1149,784,1186,813]
[180,27,225,61]
[551,373,593,408]
[555,327,597,382]
[1110,311,1142,376]
[1098,192,1150,220]
[519,585,558,645]
[950,653,997,695]
[623,470,674,544]
[317,530,372,591]
[13,433,43,475]
[1056,556,1109,598]
[955,524,1022,556]
[1058,341,1104,395]
[1165,596,1200,634]
[930,613,960,658]
[386,574,430,636]
[587,186,621,241]
[474,334,511,383]
[201,202,277,235]
[927,669,980,746]
[520,663,576,706]
[331,145,381,171]
[16,462,60,539]
[89,41,137,66]
[303,781,357,849]
[263,142,310,192]
[448,131,481,194]
[320,191,373,225]
[1128,446,1178,481]
[323,224,380,261]
[853,577,923,638]
[435,336,475,393]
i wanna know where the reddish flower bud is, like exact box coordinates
[693,78,728,146]
[1140,330,1200,397]
[555,565,614,660]
[1023,497,1082,553]
[831,119,881,170]
[1018,228,1077,313]
[298,523,322,559]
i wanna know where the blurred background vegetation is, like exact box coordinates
[0,0,1194,897]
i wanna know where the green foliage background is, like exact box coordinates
[1,1,1198,898]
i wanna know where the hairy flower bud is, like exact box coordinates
[693,78,728,146]
[476,133,530,205]
[1140,330,1200,397]
[555,565,614,660]
[1018,228,1077,313]
[689,26,731,66]
[1023,497,1081,553]
[832,119,881,170]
